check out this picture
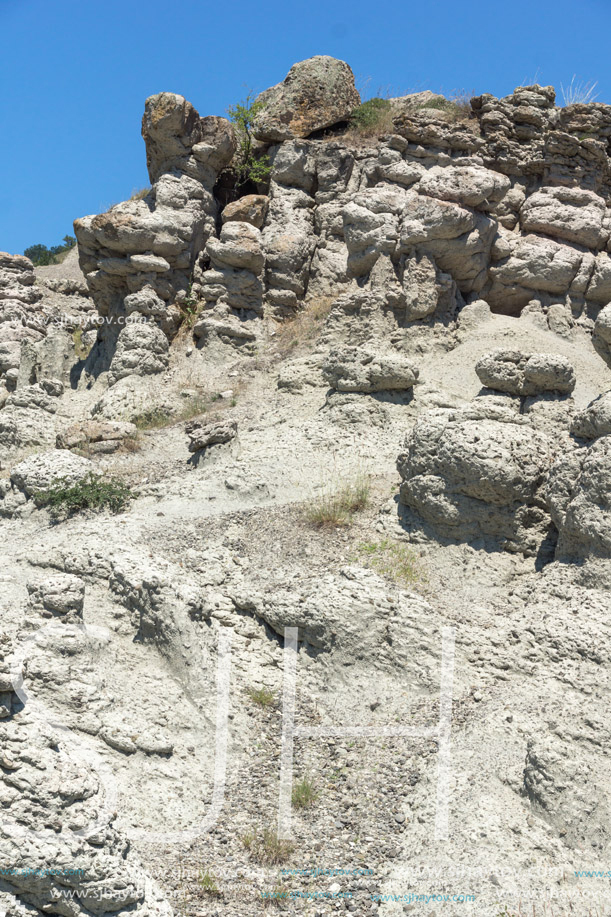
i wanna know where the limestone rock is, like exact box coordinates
[186,419,237,452]
[322,347,419,393]
[571,392,611,440]
[10,450,94,497]
[108,321,169,386]
[57,420,137,453]
[254,56,360,142]
[548,435,611,559]
[397,408,555,554]
[221,194,269,229]
[475,350,576,396]
[27,573,85,616]
[520,186,608,249]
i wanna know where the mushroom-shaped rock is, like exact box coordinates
[254,56,360,142]
[475,350,576,396]
[142,93,235,182]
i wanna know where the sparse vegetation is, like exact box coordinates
[357,539,425,588]
[198,869,221,898]
[24,235,76,267]
[129,187,151,201]
[131,407,173,431]
[246,685,276,708]
[131,394,207,431]
[349,97,393,136]
[291,775,318,810]
[72,327,92,360]
[274,295,336,355]
[34,474,135,519]
[226,93,271,189]
[418,91,474,123]
[241,827,294,865]
[304,474,371,528]
[561,75,599,106]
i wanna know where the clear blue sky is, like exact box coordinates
[1,0,610,255]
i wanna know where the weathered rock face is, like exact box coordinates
[186,418,237,453]
[548,435,611,559]
[74,92,236,374]
[571,391,611,440]
[397,405,556,555]
[322,347,418,393]
[475,350,576,396]
[254,56,360,142]
[74,64,611,366]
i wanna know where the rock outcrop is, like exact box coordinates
[397,403,556,555]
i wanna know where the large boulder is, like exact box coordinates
[397,407,555,555]
[254,56,360,142]
[10,450,94,497]
[475,350,576,396]
[323,347,419,393]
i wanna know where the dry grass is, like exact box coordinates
[560,76,599,106]
[418,91,475,124]
[304,473,371,529]
[131,394,208,431]
[274,296,336,356]
[241,827,294,865]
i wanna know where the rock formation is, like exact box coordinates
[2,55,611,917]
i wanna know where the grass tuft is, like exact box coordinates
[241,827,294,865]
[304,474,371,529]
[560,75,599,106]
[291,776,319,810]
[198,869,221,898]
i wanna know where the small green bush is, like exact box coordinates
[246,685,276,708]
[226,93,271,189]
[198,869,221,897]
[350,97,392,131]
[35,474,135,519]
[357,539,424,587]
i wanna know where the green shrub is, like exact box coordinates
[350,97,392,132]
[226,93,271,188]
[35,474,135,518]
[246,685,276,708]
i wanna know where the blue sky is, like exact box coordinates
[1,0,610,255]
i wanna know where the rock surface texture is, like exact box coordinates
[4,56,611,917]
